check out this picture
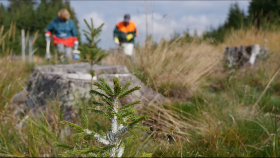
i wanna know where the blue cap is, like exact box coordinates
[124,14,130,22]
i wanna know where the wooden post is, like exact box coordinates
[29,39,32,63]
[21,29,25,62]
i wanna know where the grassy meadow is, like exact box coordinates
[0,27,280,157]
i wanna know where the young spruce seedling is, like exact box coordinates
[60,77,149,157]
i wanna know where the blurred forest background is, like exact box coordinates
[0,0,79,56]
[1,0,280,55]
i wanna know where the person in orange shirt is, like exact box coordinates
[113,14,138,56]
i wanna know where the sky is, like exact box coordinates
[1,0,251,49]
[72,1,250,49]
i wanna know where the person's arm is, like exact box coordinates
[70,20,78,38]
[45,20,54,41]
[113,26,120,37]
[70,20,79,49]
[126,24,137,41]
[135,27,138,37]
[127,27,137,40]
[113,25,120,44]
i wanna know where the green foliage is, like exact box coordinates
[60,77,149,157]
[225,3,246,29]
[0,23,18,56]
[0,0,79,56]
[203,2,246,43]
[79,18,107,68]
[248,0,280,28]
[61,121,84,132]
[204,1,280,43]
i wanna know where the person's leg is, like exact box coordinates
[56,44,65,54]
[122,43,134,56]
[127,43,134,56]
[65,47,73,60]
[56,44,66,63]
[122,43,128,55]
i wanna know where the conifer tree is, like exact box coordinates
[79,18,107,85]
[7,0,36,32]
[203,2,246,43]
[248,0,280,28]
[79,18,107,65]
[0,4,6,26]
[224,3,246,30]
[60,77,149,157]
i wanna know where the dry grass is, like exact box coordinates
[103,39,222,98]
[220,27,280,88]
[0,23,43,109]
[223,27,280,51]
[0,23,16,55]
[104,29,280,156]
[1,27,280,157]
[0,57,33,110]
[222,27,280,69]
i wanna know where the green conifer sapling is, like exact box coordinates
[60,77,149,157]
[79,18,107,77]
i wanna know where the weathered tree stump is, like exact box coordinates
[11,63,167,121]
[224,44,270,69]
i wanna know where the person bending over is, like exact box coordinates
[45,8,79,61]
[113,14,138,56]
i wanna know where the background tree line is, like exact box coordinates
[203,0,280,43]
[0,0,79,56]
[1,0,280,56]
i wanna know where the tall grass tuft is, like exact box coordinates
[0,57,33,110]
[0,23,17,55]
[103,39,222,98]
